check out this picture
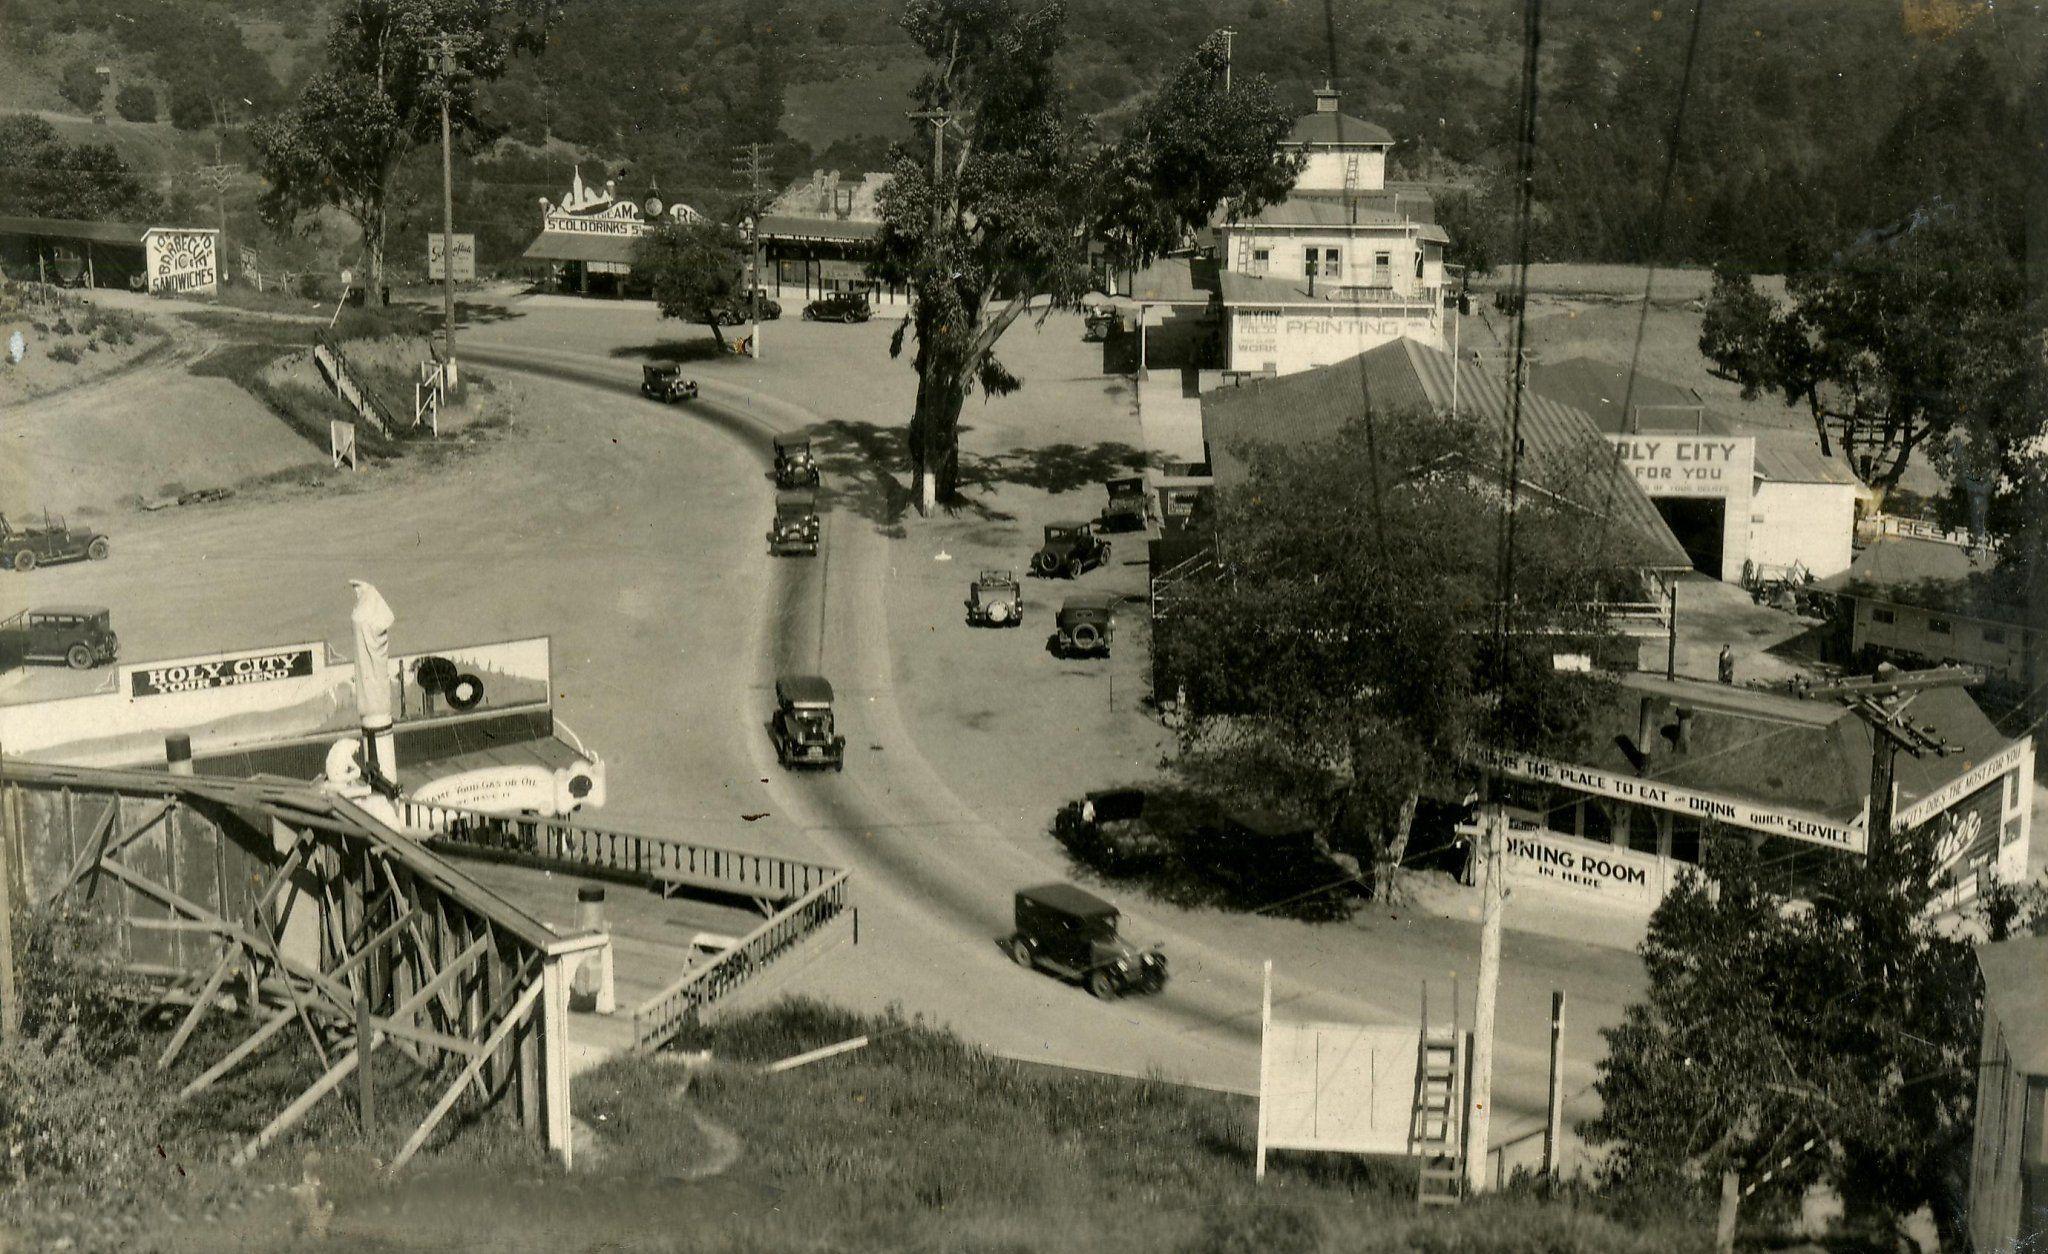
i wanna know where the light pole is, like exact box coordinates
[743,214,761,361]
[437,37,459,389]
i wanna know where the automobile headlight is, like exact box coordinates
[1116,958,1131,972]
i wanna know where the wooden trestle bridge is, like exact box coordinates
[0,759,851,1170]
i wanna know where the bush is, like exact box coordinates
[296,272,329,302]
[59,59,104,113]
[48,343,82,364]
[114,82,157,122]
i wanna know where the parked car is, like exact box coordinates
[803,293,872,323]
[774,439,821,489]
[2,511,109,572]
[1054,594,1115,657]
[1008,882,1167,1000]
[1082,306,1117,342]
[1030,521,1112,578]
[714,289,783,324]
[768,489,820,556]
[1097,476,1152,532]
[1054,787,1147,844]
[640,362,698,403]
[0,605,118,670]
[966,569,1023,627]
[770,674,846,771]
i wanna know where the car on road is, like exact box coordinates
[1097,476,1152,533]
[1082,306,1116,342]
[3,511,109,572]
[965,569,1023,627]
[0,605,118,670]
[771,674,846,771]
[774,439,821,489]
[715,289,783,325]
[1009,882,1167,1000]
[768,489,820,556]
[1030,521,1111,579]
[802,293,872,324]
[1054,594,1115,658]
[640,362,698,403]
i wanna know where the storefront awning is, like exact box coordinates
[521,232,644,266]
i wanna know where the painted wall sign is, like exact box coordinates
[1603,435,1756,499]
[1502,825,1662,906]
[124,643,320,698]
[426,233,476,280]
[144,228,219,295]
[404,760,605,818]
[1483,749,1867,853]
[1893,740,2027,830]
[539,167,655,238]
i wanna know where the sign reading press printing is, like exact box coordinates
[125,644,319,698]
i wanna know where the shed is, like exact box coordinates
[1967,934,2048,1253]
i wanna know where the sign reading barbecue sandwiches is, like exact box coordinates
[126,644,320,698]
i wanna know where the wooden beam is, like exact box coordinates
[179,1007,294,1100]
[388,978,543,1173]
[156,940,240,1070]
[230,1030,384,1166]
[50,802,119,905]
[387,935,488,1029]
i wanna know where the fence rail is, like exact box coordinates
[396,797,843,905]
[630,871,852,1051]
[313,337,392,435]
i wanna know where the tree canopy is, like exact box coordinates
[635,219,746,350]
[1156,409,1631,894]
[873,5,1300,512]
[254,0,558,291]
[0,114,164,223]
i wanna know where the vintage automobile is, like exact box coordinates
[1009,882,1167,1000]
[774,439,821,489]
[2,511,109,572]
[0,605,119,670]
[1054,594,1115,658]
[715,288,783,325]
[1082,306,1117,342]
[640,362,699,403]
[1053,787,1147,844]
[802,292,872,323]
[1030,521,1112,579]
[965,569,1023,627]
[771,674,846,771]
[1098,476,1152,532]
[767,489,821,556]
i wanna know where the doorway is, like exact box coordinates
[1655,497,1725,577]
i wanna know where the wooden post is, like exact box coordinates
[0,751,17,1049]
[1666,579,1680,680]
[1544,990,1566,1178]
[356,990,376,1137]
[1465,804,1506,1193]
[1255,959,1272,1181]
[1715,1169,1740,1252]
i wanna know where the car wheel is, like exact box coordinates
[803,309,816,321]
[12,550,33,572]
[1030,551,1060,577]
[1064,557,1083,580]
[1011,937,1034,968]
[1087,970,1117,1000]
[87,538,109,561]
[66,643,92,670]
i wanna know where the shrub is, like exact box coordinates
[49,343,82,364]
[52,318,74,337]
[297,272,329,302]
[115,82,157,122]
[59,59,104,113]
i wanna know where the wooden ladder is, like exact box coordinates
[1414,979,1465,1210]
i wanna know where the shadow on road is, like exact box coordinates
[608,339,735,365]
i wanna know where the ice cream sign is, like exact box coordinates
[144,228,219,295]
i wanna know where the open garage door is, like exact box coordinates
[1655,497,1725,576]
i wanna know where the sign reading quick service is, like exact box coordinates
[127,645,319,697]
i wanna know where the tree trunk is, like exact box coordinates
[1377,788,1422,906]
[706,320,726,351]
[908,356,969,515]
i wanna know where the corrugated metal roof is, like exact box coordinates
[0,215,152,246]
[1844,534,1997,587]
[1201,339,1693,570]
[520,232,645,264]
[1127,255,1218,304]
[1285,111,1395,145]
[1234,193,1433,228]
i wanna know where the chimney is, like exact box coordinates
[1673,707,1694,755]
[1313,82,1341,113]
[1636,698,1656,761]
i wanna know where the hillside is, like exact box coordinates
[0,0,2035,275]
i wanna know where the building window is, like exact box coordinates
[1872,608,1896,624]
[1415,250,1425,279]
[1983,626,2007,645]
[1374,250,1391,268]
[1928,617,1953,635]
[1250,248,1269,275]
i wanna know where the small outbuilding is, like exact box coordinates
[0,216,218,294]
[1968,933,2048,1253]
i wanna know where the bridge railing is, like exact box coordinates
[395,796,843,905]
[630,869,852,1051]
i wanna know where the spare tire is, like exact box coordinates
[1069,622,1102,651]
[446,672,485,711]
[413,655,460,695]
[986,601,1009,623]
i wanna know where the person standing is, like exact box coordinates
[1718,644,1735,685]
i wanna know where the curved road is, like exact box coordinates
[460,338,1634,1148]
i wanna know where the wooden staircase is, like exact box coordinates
[312,337,392,436]
[1414,980,1467,1210]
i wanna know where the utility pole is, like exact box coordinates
[1851,687,1967,845]
[437,36,459,389]
[1220,28,1235,93]
[0,746,16,1050]
[1466,798,1506,1192]
[906,107,954,518]
[732,142,770,360]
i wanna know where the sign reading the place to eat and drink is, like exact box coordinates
[1603,435,1755,499]
[426,233,476,281]
[124,643,320,698]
